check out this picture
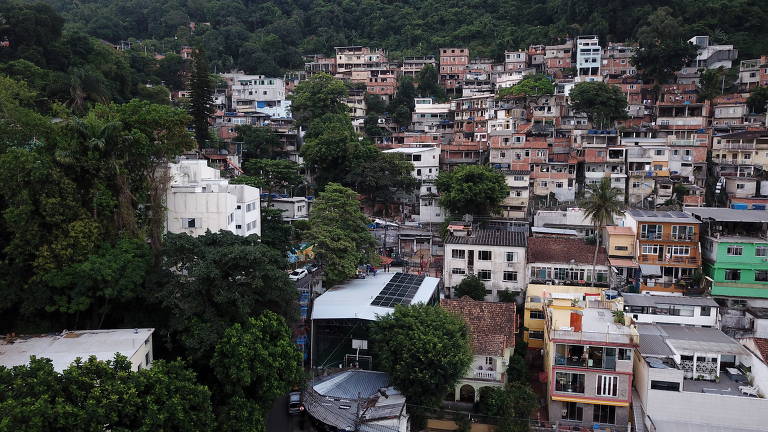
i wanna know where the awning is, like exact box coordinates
[639,264,662,276]
[609,258,639,268]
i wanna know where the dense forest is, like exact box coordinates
[30,0,768,77]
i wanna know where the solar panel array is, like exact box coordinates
[370,273,425,308]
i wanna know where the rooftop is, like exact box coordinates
[383,146,438,154]
[311,272,440,321]
[446,229,527,247]
[685,207,768,224]
[606,226,635,236]
[0,328,154,372]
[440,297,515,356]
[627,209,700,224]
[637,324,748,357]
[528,237,608,266]
[622,293,719,308]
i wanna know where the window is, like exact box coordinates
[478,250,492,261]
[618,348,632,361]
[452,249,466,259]
[246,202,257,212]
[669,246,690,256]
[736,183,745,190]
[416,169,422,176]
[506,251,518,262]
[412,154,422,162]
[528,330,544,340]
[477,270,492,281]
[641,224,662,240]
[236,224,242,229]
[513,175,525,181]
[593,404,616,424]
[641,245,660,255]
[562,402,583,421]
[654,149,665,156]
[555,372,585,393]
[145,352,151,367]
[756,271,768,282]
[451,268,466,275]
[503,271,518,282]
[182,218,197,228]
[727,245,744,256]
[651,380,680,391]
[671,225,694,240]
[725,269,741,281]
[596,375,618,397]
[485,356,494,366]
[614,245,628,251]
[700,306,712,316]
[756,246,768,257]
[529,310,545,320]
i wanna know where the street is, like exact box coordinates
[266,394,316,432]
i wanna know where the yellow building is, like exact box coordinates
[523,284,603,349]
[604,226,639,289]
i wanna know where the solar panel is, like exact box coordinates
[370,273,425,307]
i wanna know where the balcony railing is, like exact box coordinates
[714,142,756,150]
[551,329,632,345]
[473,370,502,381]
[638,254,699,265]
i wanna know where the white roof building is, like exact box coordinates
[0,328,154,372]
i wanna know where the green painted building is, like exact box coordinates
[687,207,768,298]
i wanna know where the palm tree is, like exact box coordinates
[582,177,624,287]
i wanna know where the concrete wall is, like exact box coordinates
[444,244,527,300]
[129,333,153,371]
[645,389,768,430]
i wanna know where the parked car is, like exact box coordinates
[304,263,319,273]
[288,391,303,415]
[289,269,308,281]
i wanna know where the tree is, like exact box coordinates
[212,311,303,431]
[747,86,768,113]
[581,177,624,287]
[235,125,284,160]
[454,275,486,300]
[388,77,417,129]
[698,67,738,101]
[0,355,215,431]
[370,304,472,406]
[569,82,628,129]
[259,207,293,254]
[153,231,297,363]
[497,74,554,98]
[478,383,537,432]
[345,151,417,212]
[631,7,697,87]
[416,64,446,100]
[233,158,302,203]
[308,183,377,286]
[436,165,508,217]
[189,47,214,148]
[300,113,368,189]
[290,72,348,126]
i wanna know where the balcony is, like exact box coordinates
[552,329,632,345]
[472,370,503,381]
[637,254,700,266]
[714,142,756,150]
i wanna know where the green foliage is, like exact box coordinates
[698,67,738,101]
[308,183,377,286]
[388,76,417,128]
[290,73,348,126]
[569,82,628,128]
[416,64,446,100]
[189,47,214,147]
[581,177,624,286]
[345,151,418,211]
[259,207,293,254]
[498,74,554,98]
[478,383,537,432]
[506,354,529,384]
[632,7,698,86]
[371,304,472,407]
[236,125,284,160]
[436,165,508,217]
[454,274,486,300]
[212,312,303,429]
[747,86,768,114]
[154,231,297,363]
[0,355,215,431]
[235,159,303,198]
[498,290,517,303]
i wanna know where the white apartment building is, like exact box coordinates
[269,196,309,221]
[383,146,444,223]
[0,328,154,372]
[576,35,601,82]
[622,293,719,327]
[222,73,290,118]
[444,229,528,300]
[412,98,452,133]
[166,160,261,237]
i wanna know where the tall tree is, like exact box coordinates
[581,177,624,287]
[232,158,303,204]
[300,113,368,189]
[290,72,348,126]
[748,86,768,114]
[388,76,417,129]
[308,183,377,286]
[189,47,214,149]
[212,311,303,431]
[497,74,554,98]
[631,7,698,87]
[235,125,284,160]
[416,64,446,100]
[453,274,486,300]
[345,151,417,213]
[436,165,508,218]
[569,82,628,129]
[698,67,738,101]
[370,304,472,407]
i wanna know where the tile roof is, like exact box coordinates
[527,237,608,265]
[440,297,516,356]
[446,229,527,247]
[606,226,635,235]
[752,338,768,361]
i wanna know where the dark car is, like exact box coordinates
[288,391,303,415]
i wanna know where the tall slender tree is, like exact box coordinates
[581,177,624,287]
[189,47,214,149]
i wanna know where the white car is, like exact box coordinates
[289,269,308,281]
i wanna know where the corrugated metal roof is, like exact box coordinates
[685,207,768,223]
[446,229,527,247]
[622,293,719,308]
[313,370,390,398]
